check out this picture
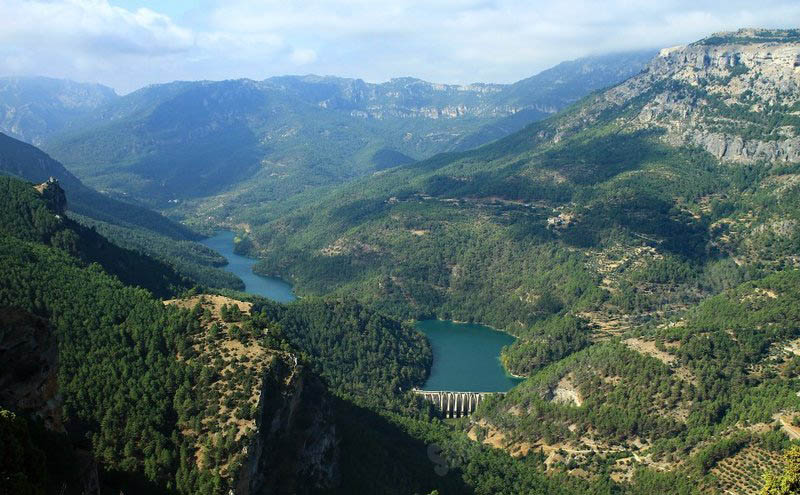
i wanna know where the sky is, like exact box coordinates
[1,0,799,93]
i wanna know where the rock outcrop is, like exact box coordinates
[34,176,67,215]
[166,295,341,495]
[0,308,62,431]
[237,359,340,495]
[547,29,800,166]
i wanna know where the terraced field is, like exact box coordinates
[711,446,781,495]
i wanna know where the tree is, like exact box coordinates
[762,446,800,495]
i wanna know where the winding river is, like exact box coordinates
[200,230,296,303]
[203,230,521,392]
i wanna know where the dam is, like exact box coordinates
[414,390,505,418]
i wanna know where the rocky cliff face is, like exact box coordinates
[276,56,651,122]
[34,176,68,215]
[0,309,62,431]
[166,295,341,495]
[281,75,512,120]
[549,29,800,165]
[0,308,104,495]
[237,358,340,495]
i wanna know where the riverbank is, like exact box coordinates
[200,230,296,303]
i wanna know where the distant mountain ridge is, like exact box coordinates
[0,51,654,208]
[0,76,116,145]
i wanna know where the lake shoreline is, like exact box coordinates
[200,230,297,303]
[416,319,523,393]
[206,231,523,391]
[415,318,524,382]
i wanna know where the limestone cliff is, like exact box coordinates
[236,359,340,495]
[0,308,62,431]
[548,29,800,165]
[0,308,102,495]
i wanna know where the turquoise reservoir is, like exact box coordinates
[416,319,522,392]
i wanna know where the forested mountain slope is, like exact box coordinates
[0,132,245,290]
[229,28,800,493]
[474,269,800,490]
[0,132,193,239]
[4,28,800,495]
[32,51,652,211]
[245,28,800,329]
[0,177,422,493]
[0,176,187,297]
[454,50,659,151]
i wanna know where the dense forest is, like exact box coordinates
[234,30,800,342]
[0,177,446,494]
[2,173,766,495]
[72,214,245,291]
[4,29,800,495]
[0,132,247,293]
[0,132,194,240]
[0,176,188,298]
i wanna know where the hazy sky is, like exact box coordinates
[1,0,799,93]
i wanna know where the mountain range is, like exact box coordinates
[230,28,800,488]
[0,52,654,211]
[3,28,800,495]
[245,28,800,325]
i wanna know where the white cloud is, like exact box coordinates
[0,0,194,54]
[196,0,800,84]
[0,0,197,90]
[1,0,799,92]
[290,48,317,65]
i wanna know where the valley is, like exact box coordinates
[199,230,296,303]
[204,228,523,396]
[3,23,800,495]
[216,28,800,492]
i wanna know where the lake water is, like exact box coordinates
[416,319,523,392]
[202,231,520,392]
[200,230,296,303]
